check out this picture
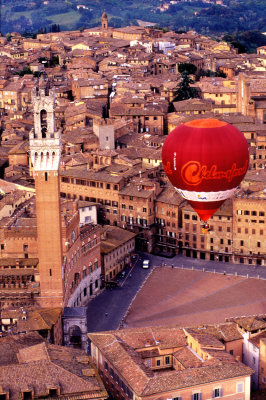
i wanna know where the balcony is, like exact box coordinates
[127,221,152,229]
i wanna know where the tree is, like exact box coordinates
[222,34,247,53]
[37,27,47,34]
[22,31,37,39]
[172,72,199,102]
[14,66,33,77]
[50,55,59,66]
[50,24,60,33]
[178,62,197,75]
[196,68,226,80]
[109,17,123,28]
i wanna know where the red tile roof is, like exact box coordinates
[0,333,107,400]
[89,326,253,396]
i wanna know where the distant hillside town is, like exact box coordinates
[2,0,266,40]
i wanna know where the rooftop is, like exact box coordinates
[100,225,136,254]
[0,332,107,400]
[89,325,253,396]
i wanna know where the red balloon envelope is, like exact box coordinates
[162,119,249,221]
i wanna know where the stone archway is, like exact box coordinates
[69,325,82,348]
[63,307,88,351]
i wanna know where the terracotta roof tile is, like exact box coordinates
[156,186,185,206]
[18,342,50,363]
[141,364,253,395]
[60,166,125,184]
[173,347,202,368]
[233,316,266,331]
[185,329,225,348]
[0,333,107,400]
[100,226,136,254]
[89,324,253,395]
[249,331,266,347]
[189,323,243,342]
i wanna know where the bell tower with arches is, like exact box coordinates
[101,12,108,31]
[29,87,64,308]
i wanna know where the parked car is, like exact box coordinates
[104,280,119,288]
[142,259,150,269]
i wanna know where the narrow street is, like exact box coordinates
[86,255,152,332]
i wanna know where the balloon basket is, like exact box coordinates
[201,223,210,234]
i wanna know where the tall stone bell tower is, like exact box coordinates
[29,86,64,308]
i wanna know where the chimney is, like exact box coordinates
[73,200,78,213]
[22,310,27,320]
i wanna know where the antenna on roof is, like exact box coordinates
[150,328,160,345]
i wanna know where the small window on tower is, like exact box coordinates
[40,109,47,138]
[23,392,32,400]
[49,389,57,397]
[45,172,48,181]
[49,269,52,276]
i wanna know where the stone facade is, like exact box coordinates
[93,119,115,150]
[100,226,136,282]
[233,195,265,266]
[63,306,88,350]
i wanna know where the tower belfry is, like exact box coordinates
[29,87,63,308]
[101,12,108,31]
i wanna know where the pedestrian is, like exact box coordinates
[105,312,108,317]
[172,264,174,268]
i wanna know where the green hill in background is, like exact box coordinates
[1,0,266,52]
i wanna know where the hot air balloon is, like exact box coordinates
[162,119,249,225]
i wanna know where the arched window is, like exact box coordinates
[69,325,82,348]
[40,109,47,138]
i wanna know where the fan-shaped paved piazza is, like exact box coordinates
[124,267,266,328]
